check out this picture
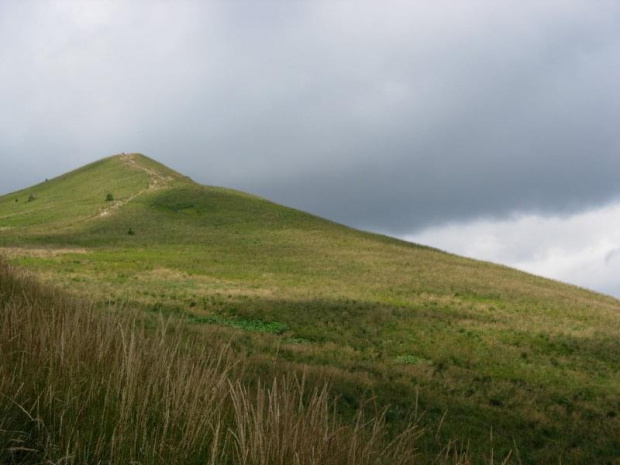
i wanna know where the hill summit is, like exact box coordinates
[0,153,187,231]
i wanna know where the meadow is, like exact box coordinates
[0,259,429,464]
[1,154,619,463]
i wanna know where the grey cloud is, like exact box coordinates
[1,1,620,235]
[605,248,620,266]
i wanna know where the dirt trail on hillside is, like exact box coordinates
[97,155,174,218]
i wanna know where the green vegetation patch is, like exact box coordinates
[285,337,313,345]
[395,354,428,365]
[188,314,289,334]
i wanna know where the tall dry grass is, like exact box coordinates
[0,259,427,464]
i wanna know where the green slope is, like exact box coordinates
[1,153,619,463]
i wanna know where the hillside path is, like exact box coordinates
[97,155,173,218]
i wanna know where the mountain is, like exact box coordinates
[1,153,619,462]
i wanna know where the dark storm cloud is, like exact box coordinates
[1,1,620,234]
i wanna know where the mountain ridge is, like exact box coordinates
[2,152,617,302]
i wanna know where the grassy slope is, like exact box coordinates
[1,154,619,463]
[0,260,423,465]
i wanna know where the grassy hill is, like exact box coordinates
[1,153,619,463]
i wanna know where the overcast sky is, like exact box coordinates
[1,1,620,296]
